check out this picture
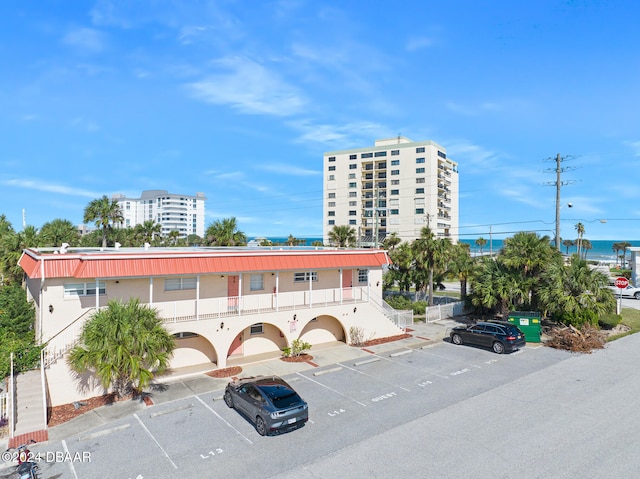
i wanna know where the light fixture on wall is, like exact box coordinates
[48,305,54,313]
[271,272,275,276]
[220,322,224,329]
[376,281,380,287]
[293,314,297,321]
[353,307,357,313]
[221,275,225,279]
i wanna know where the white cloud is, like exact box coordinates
[624,140,640,157]
[259,164,320,176]
[405,37,433,51]
[62,28,106,54]
[1,179,100,198]
[289,120,386,145]
[446,139,500,170]
[70,117,100,132]
[186,57,306,116]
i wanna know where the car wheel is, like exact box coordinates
[255,416,267,436]
[492,341,505,354]
[224,390,234,408]
[635,292,640,300]
[451,333,463,345]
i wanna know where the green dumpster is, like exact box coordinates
[507,311,541,343]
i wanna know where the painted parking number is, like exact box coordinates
[201,448,224,459]
[371,392,397,402]
[328,408,346,416]
[418,380,433,387]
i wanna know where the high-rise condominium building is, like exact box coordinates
[113,190,207,238]
[323,137,458,246]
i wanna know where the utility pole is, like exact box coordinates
[544,154,576,251]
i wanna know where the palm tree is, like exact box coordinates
[384,242,413,292]
[619,241,632,268]
[612,242,624,267]
[68,298,175,397]
[382,232,401,251]
[83,195,124,248]
[205,217,247,246]
[39,218,79,247]
[475,237,488,255]
[328,225,357,247]
[135,220,162,245]
[574,223,585,258]
[581,239,592,259]
[470,256,524,319]
[562,239,575,256]
[448,242,474,301]
[1,226,40,284]
[412,227,451,305]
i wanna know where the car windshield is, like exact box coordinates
[259,384,302,408]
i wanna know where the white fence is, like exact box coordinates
[0,392,7,424]
[424,301,465,322]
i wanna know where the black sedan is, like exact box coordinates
[224,375,308,436]
[450,321,526,354]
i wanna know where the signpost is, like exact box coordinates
[615,277,629,314]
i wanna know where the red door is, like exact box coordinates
[227,275,239,311]
[229,333,243,356]
[342,269,353,300]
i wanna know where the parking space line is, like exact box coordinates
[194,395,254,444]
[337,362,411,392]
[78,423,131,441]
[150,403,193,418]
[61,440,78,479]
[133,413,178,469]
[296,372,368,407]
[369,352,450,379]
[417,347,483,369]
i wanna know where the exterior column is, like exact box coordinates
[275,272,279,312]
[149,277,154,306]
[95,278,100,310]
[196,275,200,320]
[309,270,312,308]
[339,268,343,304]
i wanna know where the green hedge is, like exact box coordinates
[599,313,622,330]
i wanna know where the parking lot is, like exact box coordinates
[15,339,573,479]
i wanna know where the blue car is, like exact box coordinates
[450,321,526,354]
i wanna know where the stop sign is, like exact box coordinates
[615,277,629,289]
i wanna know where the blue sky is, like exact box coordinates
[1,0,639,241]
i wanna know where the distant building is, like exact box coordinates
[323,137,459,245]
[112,190,206,238]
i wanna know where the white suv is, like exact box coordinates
[608,283,640,300]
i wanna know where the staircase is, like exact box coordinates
[9,370,47,448]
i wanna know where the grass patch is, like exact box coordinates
[608,308,640,341]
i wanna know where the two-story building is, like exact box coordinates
[18,246,408,406]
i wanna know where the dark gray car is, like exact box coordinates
[224,376,308,436]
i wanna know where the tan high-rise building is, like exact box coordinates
[323,137,458,246]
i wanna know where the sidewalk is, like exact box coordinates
[45,318,460,443]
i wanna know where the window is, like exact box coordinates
[349,164,357,169]
[328,219,335,225]
[349,201,357,206]
[349,210,357,216]
[165,277,197,291]
[391,179,399,185]
[328,192,336,199]
[374,151,387,157]
[391,150,400,156]
[328,156,336,162]
[361,152,373,158]
[349,219,357,225]
[416,188,425,194]
[416,167,425,173]
[349,191,357,197]
[64,281,106,297]
[416,178,425,184]
[328,175,335,181]
[349,182,357,188]
[377,162,387,169]
[415,208,424,214]
[349,154,357,160]
[390,209,399,215]
[294,272,318,283]
[416,147,425,153]
[358,269,369,283]
[349,173,356,179]
[391,189,399,195]
[250,274,264,291]
[438,150,447,159]
[250,323,264,335]
[173,332,198,339]
[391,159,400,166]
[391,170,400,175]
[328,211,335,216]
[328,201,335,207]
[328,165,336,171]
[416,157,425,163]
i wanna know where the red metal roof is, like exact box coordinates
[18,248,391,279]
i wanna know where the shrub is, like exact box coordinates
[598,313,623,330]
[385,295,413,310]
[349,326,374,347]
[412,301,427,315]
[554,309,599,328]
[282,339,312,358]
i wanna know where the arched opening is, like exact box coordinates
[229,322,287,360]
[299,315,346,345]
[171,331,217,368]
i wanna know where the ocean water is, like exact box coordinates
[461,239,640,263]
[253,237,637,263]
